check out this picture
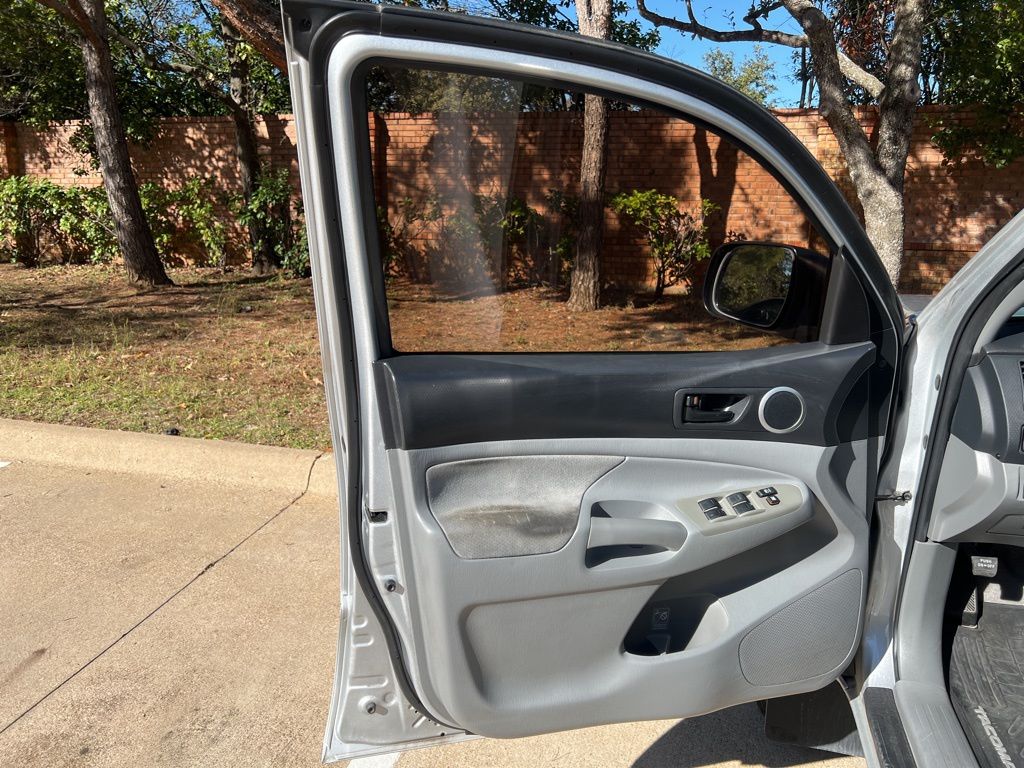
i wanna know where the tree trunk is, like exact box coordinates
[783,0,918,289]
[568,0,612,311]
[230,106,277,274]
[568,92,608,310]
[224,23,277,275]
[79,0,171,287]
[861,177,906,287]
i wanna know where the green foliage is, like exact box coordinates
[142,180,229,267]
[484,0,660,51]
[1,0,290,162]
[543,189,579,285]
[929,0,1024,167]
[703,46,777,107]
[610,190,716,297]
[498,196,542,248]
[234,169,309,277]
[1,0,223,148]
[0,175,227,267]
[377,195,441,282]
[368,66,551,113]
[378,187,573,290]
[117,0,291,116]
[368,0,659,114]
[0,176,71,266]
[478,193,541,285]
[609,0,660,51]
[0,177,118,265]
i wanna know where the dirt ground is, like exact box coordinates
[0,265,779,448]
[387,280,779,352]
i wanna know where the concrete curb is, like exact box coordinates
[0,418,338,499]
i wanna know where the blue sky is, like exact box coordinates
[454,0,811,105]
[624,0,808,106]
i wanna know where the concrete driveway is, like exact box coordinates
[0,419,864,768]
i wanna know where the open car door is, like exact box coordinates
[282,2,905,761]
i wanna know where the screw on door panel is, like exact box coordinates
[384,579,398,593]
[361,695,389,716]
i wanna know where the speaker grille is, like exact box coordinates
[739,569,862,687]
[759,387,805,433]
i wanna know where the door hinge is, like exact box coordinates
[875,491,912,503]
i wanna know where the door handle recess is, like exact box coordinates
[680,393,748,425]
[588,517,686,551]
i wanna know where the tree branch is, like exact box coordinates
[36,0,104,48]
[207,0,285,71]
[636,0,804,45]
[781,0,887,193]
[634,0,883,98]
[108,24,232,111]
[837,54,884,98]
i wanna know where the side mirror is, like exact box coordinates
[703,241,829,341]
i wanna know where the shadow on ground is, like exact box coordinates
[632,704,854,768]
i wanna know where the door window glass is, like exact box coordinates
[363,65,827,352]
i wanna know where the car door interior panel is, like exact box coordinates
[382,439,870,737]
[376,342,881,450]
[281,2,905,759]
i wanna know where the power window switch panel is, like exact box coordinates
[698,498,721,512]
[704,506,727,521]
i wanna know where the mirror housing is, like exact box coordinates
[703,241,830,342]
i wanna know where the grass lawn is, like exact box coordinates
[0,264,778,449]
[0,264,330,450]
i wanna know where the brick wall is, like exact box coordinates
[371,109,816,288]
[2,107,1022,293]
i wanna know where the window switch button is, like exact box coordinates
[756,487,777,497]
[733,501,756,514]
[765,495,781,506]
[698,498,721,512]
[726,492,748,505]
[704,506,727,521]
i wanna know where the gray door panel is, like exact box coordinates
[376,438,869,737]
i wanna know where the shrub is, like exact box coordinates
[145,179,229,267]
[378,195,440,283]
[0,176,54,265]
[610,190,717,297]
[543,189,578,288]
[0,177,117,265]
[234,168,309,277]
[0,175,228,267]
[431,193,543,290]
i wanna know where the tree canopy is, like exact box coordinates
[1,0,221,144]
[0,0,290,157]
[929,0,1024,167]
[703,47,777,107]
